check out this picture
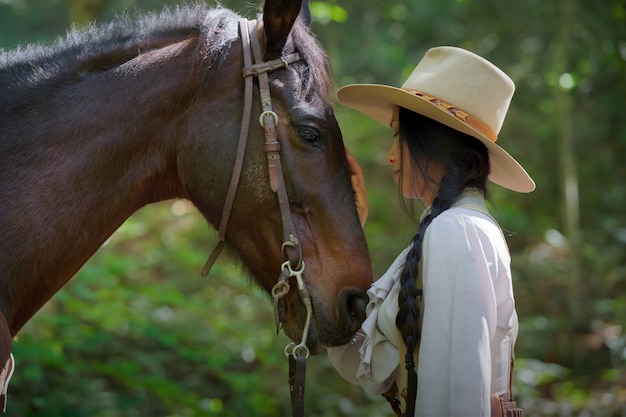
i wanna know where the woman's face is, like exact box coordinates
[387,111,444,205]
[386,136,419,199]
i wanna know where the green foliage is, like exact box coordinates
[1,0,626,415]
[8,203,289,416]
[310,1,347,25]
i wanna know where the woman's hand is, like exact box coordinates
[345,147,368,228]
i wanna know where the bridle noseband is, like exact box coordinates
[200,18,313,417]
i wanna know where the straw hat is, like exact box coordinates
[338,46,535,193]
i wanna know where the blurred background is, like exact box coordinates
[1,0,624,415]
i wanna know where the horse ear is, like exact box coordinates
[262,0,303,59]
[300,0,312,27]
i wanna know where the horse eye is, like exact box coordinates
[296,126,320,144]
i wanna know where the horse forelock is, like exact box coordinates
[288,21,333,103]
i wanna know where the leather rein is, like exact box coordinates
[200,18,313,417]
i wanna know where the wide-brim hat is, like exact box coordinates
[338,46,535,193]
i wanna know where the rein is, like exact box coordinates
[200,18,313,417]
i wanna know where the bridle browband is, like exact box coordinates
[200,18,313,417]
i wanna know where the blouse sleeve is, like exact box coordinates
[326,247,412,395]
[415,210,501,416]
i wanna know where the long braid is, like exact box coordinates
[395,181,460,416]
[394,107,489,415]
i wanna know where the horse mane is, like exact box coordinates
[0,2,332,112]
[0,3,214,66]
[0,4,240,111]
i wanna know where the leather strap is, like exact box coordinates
[288,353,307,417]
[242,52,301,78]
[490,392,523,417]
[199,18,308,417]
[201,19,303,276]
[247,19,302,268]
[489,340,523,416]
[402,88,497,143]
[200,19,255,277]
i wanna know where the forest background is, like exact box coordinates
[0,0,624,416]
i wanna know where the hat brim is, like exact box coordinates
[338,84,535,193]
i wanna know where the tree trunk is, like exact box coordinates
[553,0,581,320]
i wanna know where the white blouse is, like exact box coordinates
[327,191,518,416]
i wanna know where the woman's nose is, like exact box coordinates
[386,139,398,165]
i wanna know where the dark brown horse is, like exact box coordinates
[0,0,372,403]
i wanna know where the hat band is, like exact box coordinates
[402,88,497,143]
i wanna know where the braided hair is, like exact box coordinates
[394,107,491,414]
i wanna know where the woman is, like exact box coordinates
[328,46,534,416]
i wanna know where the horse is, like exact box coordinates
[0,0,373,407]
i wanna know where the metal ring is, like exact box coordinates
[271,279,290,298]
[292,344,310,359]
[284,342,310,359]
[259,110,279,128]
[281,234,298,253]
[284,342,296,357]
[281,234,303,270]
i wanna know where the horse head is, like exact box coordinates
[179,0,373,354]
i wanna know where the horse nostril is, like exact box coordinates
[341,289,368,331]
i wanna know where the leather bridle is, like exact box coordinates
[200,18,313,417]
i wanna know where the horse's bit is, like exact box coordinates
[201,18,312,417]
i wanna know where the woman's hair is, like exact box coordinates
[395,106,490,408]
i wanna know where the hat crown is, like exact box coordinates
[402,46,514,135]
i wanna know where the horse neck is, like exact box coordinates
[41,40,203,233]
[0,38,204,332]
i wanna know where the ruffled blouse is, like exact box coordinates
[327,190,518,416]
